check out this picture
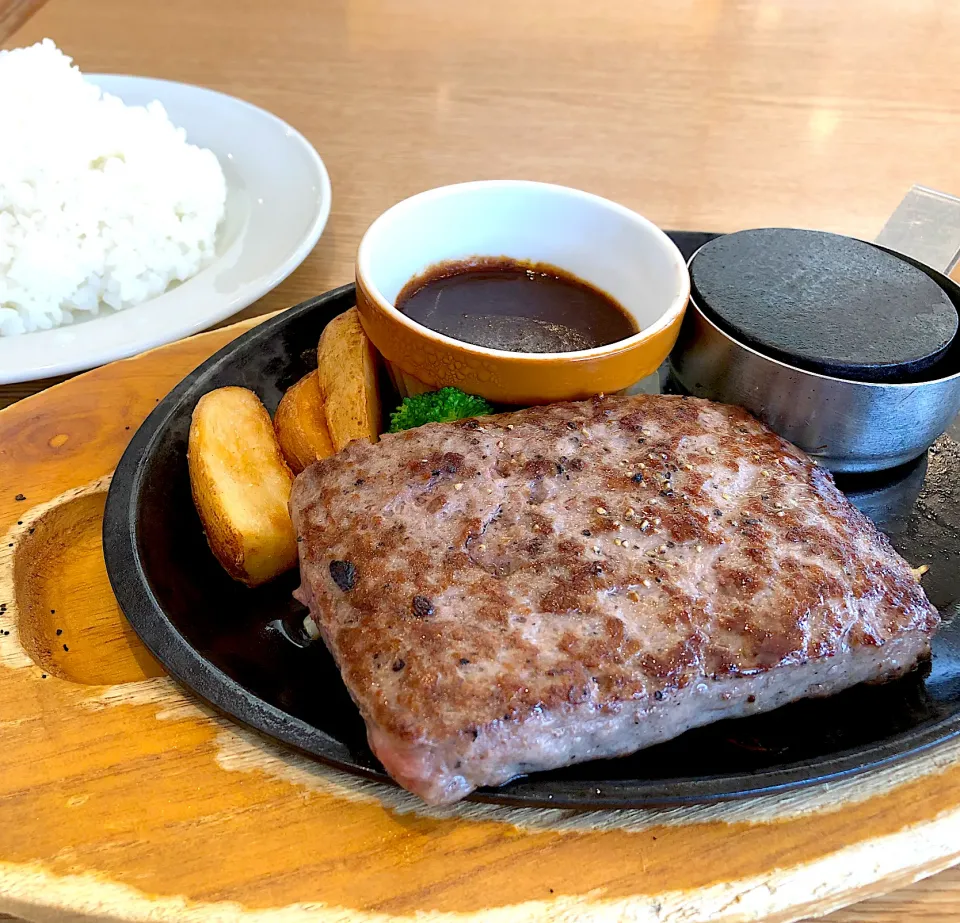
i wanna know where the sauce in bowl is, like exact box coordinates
[396,257,638,353]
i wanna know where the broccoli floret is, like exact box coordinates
[389,387,494,432]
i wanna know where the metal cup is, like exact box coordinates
[669,243,960,473]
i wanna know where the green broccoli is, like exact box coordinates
[389,387,494,433]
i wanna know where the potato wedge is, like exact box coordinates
[274,371,335,474]
[188,387,298,587]
[317,308,380,451]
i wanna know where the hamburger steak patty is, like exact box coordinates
[290,394,938,804]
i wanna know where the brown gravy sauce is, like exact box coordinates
[395,257,638,353]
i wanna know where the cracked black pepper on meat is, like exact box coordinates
[290,393,938,804]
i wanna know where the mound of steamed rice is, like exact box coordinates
[0,39,227,336]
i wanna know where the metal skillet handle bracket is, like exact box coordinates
[875,184,960,277]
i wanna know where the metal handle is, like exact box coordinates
[875,185,960,275]
[875,185,960,440]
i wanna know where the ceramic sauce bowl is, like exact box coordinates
[355,180,689,405]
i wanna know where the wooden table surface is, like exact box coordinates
[3,0,960,919]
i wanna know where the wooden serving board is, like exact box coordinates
[3,312,960,923]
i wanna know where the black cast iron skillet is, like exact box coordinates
[103,231,960,809]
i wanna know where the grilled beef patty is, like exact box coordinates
[290,395,938,804]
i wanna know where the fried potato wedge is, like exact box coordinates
[188,386,298,587]
[317,308,380,451]
[274,371,335,474]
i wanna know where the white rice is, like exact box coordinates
[0,39,227,336]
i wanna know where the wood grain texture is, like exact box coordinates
[13,478,164,684]
[0,0,45,43]
[815,867,960,921]
[3,0,960,919]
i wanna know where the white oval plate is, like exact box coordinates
[0,75,332,385]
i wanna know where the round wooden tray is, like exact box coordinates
[2,315,960,923]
